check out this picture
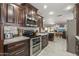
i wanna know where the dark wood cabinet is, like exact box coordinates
[0,4,16,25]
[1,4,25,26]
[22,4,38,27]
[75,4,79,35]
[0,24,4,56]
[17,8,25,26]
[75,38,79,55]
[6,4,15,23]
[0,4,1,23]
[37,14,43,32]
[41,35,48,49]
[4,39,30,56]
[48,33,54,41]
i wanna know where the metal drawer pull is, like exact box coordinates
[15,50,25,55]
[10,47,25,55]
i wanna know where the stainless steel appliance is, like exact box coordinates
[25,15,37,27]
[30,36,41,56]
[67,20,76,54]
[23,30,41,56]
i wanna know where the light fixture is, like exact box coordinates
[65,5,73,10]
[44,5,47,9]
[49,11,54,15]
[31,11,35,14]
[43,20,46,22]
[45,27,48,30]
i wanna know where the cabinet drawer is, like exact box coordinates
[10,47,26,56]
[4,40,30,56]
[7,40,26,47]
[8,43,25,52]
[8,45,25,53]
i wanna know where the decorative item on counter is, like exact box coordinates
[4,33,13,39]
[18,29,23,36]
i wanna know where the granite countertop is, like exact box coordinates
[4,36,30,45]
[37,32,48,36]
[75,36,79,40]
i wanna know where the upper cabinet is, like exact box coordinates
[37,14,43,32]
[0,4,1,23]
[18,8,25,26]
[1,4,25,26]
[21,3,38,27]
[1,3,43,28]
[6,4,16,23]
[1,4,16,25]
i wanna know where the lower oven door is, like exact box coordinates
[32,43,41,55]
[30,37,41,56]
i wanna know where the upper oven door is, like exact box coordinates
[32,37,40,45]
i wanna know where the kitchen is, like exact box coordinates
[0,3,79,56]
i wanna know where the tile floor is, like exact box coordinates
[38,37,76,56]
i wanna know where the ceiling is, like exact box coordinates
[31,3,75,27]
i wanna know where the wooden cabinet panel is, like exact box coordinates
[18,8,25,26]
[75,38,79,55]
[75,4,79,35]
[4,39,30,56]
[36,14,43,32]
[0,4,1,23]
[0,24,3,56]
[6,4,16,23]
[0,40,3,56]
[48,33,54,41]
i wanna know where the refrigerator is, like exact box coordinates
[67,19,76,54]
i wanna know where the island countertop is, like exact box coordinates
[37,32,48,36]
[4,36,30,45]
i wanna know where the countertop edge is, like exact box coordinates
[4,36,30,45]
[75,36,79,40]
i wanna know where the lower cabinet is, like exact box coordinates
[0,40,4,56]
[41,35,48,49]
[48,33,54,41]
[4,39,30,56]
[75,38,79,55]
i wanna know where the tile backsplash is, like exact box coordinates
[4,26,18,35]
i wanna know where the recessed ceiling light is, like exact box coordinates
[65,5,73,10]
[31,11,35,14]
[44,5,47,9]
[49,11,54,15]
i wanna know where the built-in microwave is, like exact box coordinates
[25,15,37,27]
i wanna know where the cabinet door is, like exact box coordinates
[0,4,1,23]
[18,9,24,26]
[6,4,15,23]
[0,40,3,56]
